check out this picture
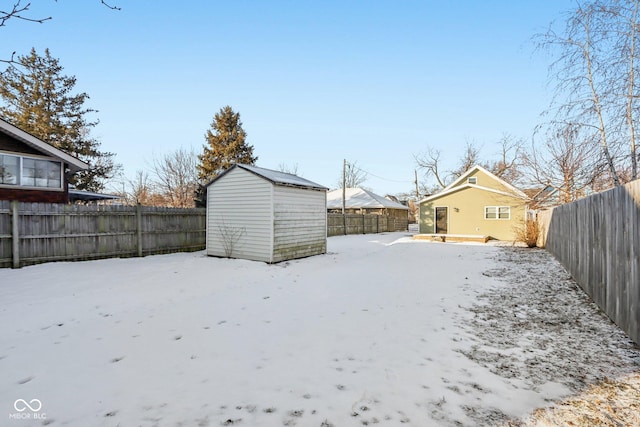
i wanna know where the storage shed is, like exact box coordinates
[206,164,328,263]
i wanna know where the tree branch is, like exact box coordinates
[100,0,121,11]
[2,1,122,70]
[0,1,52,27]
[414,148,447,189]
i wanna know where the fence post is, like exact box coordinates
[343,213,347,235]
[136,203,143,257]
[11,200,20,268]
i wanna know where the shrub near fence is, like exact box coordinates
[0,201,206,268]
[327,213,408,237]
[544,180,640,345]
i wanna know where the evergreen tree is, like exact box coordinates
[0,48,118,192]
[197,106,257,182]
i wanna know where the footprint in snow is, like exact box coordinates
[17,376,34,384]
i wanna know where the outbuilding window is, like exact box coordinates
[0,153,63,189]
[485,206,510,220]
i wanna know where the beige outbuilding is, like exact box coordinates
[418,165,529,241]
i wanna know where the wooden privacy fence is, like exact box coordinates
[327,213,408,237]
[0,201,206,268]
[543,180,640,345]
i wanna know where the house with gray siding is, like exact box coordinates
[206,164,328,263]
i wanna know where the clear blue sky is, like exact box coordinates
[4,1,575,195]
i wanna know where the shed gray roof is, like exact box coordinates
[207,164,328,191]
[326,188,409,210]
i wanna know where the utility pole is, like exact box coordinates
[342,159,346,215]
[342,159,347,235]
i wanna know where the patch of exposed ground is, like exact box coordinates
[506,373,640,427]
[458,247,640,426]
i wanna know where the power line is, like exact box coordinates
[346,161,413,184]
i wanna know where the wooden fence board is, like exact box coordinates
[327,213,406,237]
[2,205,405,267]
[0,202,206,268]
[545,180,640,345]
[0,200,10,266]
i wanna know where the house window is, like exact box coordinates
[0,153,19,184]
[468,177,477,184]
[485,206,510,220]
[0,153,63,189]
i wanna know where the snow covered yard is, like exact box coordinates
[1,232,638,427]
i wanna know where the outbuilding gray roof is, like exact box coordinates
[207,164,328,191]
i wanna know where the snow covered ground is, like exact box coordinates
[1,232,638,427]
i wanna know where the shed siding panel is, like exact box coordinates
[207,168,273,262]
[273,186,326,262]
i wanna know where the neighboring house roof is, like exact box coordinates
[68,188,121,203]
[522,188,544,199]
[327,188,409,210]
[206,163,328,191]
[419,165,528,204]
[525,185,562,210]
[0,117,89,173]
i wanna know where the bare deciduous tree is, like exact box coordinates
[415,136,524,193]
[126,170,156,205]
[337,160,368,189]
[524,124,603,204]
[610,0,640,180]
[111,170,165,206]
[278,162,300,175]
[414,147,448,190]
[150,147,200,208]
[535,0,640,186]
[450,141,483,180]
[487,134,525,183]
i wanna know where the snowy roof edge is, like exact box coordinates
[326,188,409,210]
[206,164,328,191]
